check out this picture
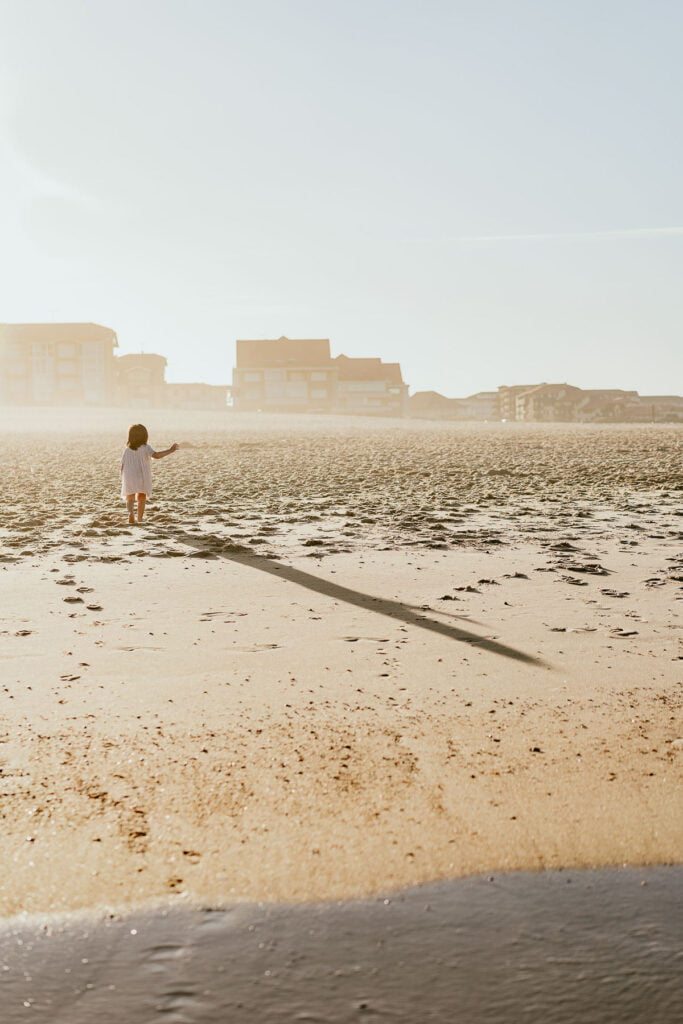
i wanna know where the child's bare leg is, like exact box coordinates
[126,494,135,524]
[136,493,146,522]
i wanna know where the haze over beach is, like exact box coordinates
[1,2,682,1021]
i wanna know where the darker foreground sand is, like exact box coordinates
[1,867,681,1024]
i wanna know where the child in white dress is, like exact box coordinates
[121,423,178,524]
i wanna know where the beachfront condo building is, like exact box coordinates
[232,337,337,412]
[116,352,168,407]
[0,322,118,405]
[334,354,409,416]
[231,338,409,415]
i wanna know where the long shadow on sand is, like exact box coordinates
[175,531,548,668]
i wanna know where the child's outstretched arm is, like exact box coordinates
[152,443,179,460]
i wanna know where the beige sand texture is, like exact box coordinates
[0,411,681,915]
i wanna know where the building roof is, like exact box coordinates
[0,323,118,346]
[517,383,582,398]
[117,352,167,367]
[580,389,638,398]
[236,337,331,368]
[409,390,455,408]
[639,395,683,403]
[498,384,538,392]
[410,390,449,401]
[335,355,404,384]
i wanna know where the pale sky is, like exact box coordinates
[1,0,681,396]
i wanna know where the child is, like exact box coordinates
[121,423,178,524]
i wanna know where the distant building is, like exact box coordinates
[410,389,498,421]
[115,352,229,410]
[514,383,584,422]
[415,381,683,423]
[334,355,408,416]
[636,395,683,422]
[164,382,229,410]
[116,353,167,407]
[497,384,538,421]
[574,389,639,422]
[456,391,499,420]
[0,322,118,405]
[409,391,463,419]
[232,337,336,411]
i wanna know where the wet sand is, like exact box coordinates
[2,867,681,1023]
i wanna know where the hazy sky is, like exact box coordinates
[1,0,681,395]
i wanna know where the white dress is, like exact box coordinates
[121,444,156,498]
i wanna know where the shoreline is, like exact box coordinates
[3,866,681,1024]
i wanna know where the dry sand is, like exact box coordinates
[0,411,681,916]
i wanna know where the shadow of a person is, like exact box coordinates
[175,531,548,669]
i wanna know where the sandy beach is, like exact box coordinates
[0,411,681,918]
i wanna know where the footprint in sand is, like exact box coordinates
[558,575,588,586]
[558,563,610,576]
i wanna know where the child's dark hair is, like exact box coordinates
[127,424,148,450]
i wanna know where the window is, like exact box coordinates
[311,388,327,399]
[245,372,262,382]
[265,369,285,382]
[310,371,327,381]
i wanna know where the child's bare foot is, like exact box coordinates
[128,515,136,525]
